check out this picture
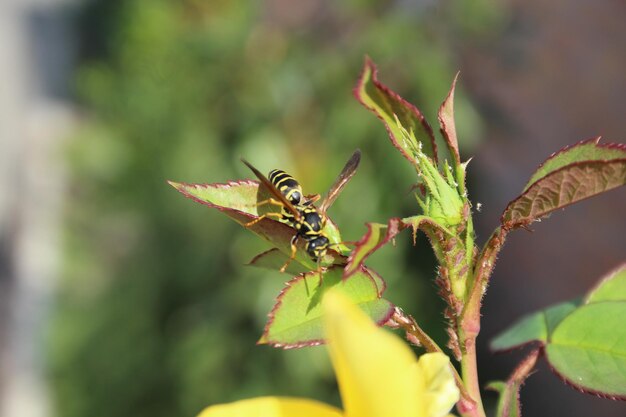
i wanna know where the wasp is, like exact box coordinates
[267,169,305,206]
[241,149,361,273]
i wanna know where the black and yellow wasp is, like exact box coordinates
[241,149,361,273]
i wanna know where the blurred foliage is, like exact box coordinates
[48,1,495,416]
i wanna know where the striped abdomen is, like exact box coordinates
[268,169,303,206]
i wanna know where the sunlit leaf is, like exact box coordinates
[247,248,311,275]
[354,57,438,165]
[546,302,626,399]
[259,266,393,348]
[490,300,579,352]
[501,140,626,230]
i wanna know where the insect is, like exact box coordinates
[241,149,361,273]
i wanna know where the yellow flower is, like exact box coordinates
[198,292,459,417]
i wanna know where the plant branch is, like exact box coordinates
[463,227,509,322]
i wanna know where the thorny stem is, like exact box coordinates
[390,308,475,408]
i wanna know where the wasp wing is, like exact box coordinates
[319,149,361,214]
[241,158,301,219]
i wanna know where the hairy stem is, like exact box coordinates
[456,227,509,417]
[458,324,486,417]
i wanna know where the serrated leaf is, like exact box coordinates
[501,142,626,229]
[438,72,461,166]
[344,215,444,279]
[344,218,405,278]
[402,214,450,244]
[486,349,540,417]
[546,302,626,399]
[524,138,626,191]
[169,180,344,270]
[585,263,626,303]
[354,57,438,165]
[259,266,394,348]
[490,300,579,352]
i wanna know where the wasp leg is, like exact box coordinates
[316,257,324,287]
[244,212,283,227]
[243,198,288,227]
[252,197,287,209]
[279,234,299,273]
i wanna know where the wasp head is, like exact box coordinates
[306,235,329,261]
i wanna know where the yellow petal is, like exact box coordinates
[197,396,343,417]
[412,353,460,417]
[323,292,420,417]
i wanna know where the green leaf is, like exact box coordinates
[490,300,579,352]
[247,248,311,275]
[501,140,626,230]
[366,267,387,297]
[546,302,626,398]
[438,72,461,166]
[354,57,438,165]
[585,263,626,303]
[259,266,394,348]
[169,180,345,270]
[491,266,626,399]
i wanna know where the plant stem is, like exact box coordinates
[456,227,509,417]
[458,327,486,417]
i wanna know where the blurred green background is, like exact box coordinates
[49,1,487,416]
[17,0,620,417]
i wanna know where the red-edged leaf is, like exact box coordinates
[438,72,461,166]
[344,218,405,278]
[523,138,626,191]
[344,215,446,278]
[501,140,626,230]
[259,266,394,348]
[354,57,438,165]
[169,180,344,269]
